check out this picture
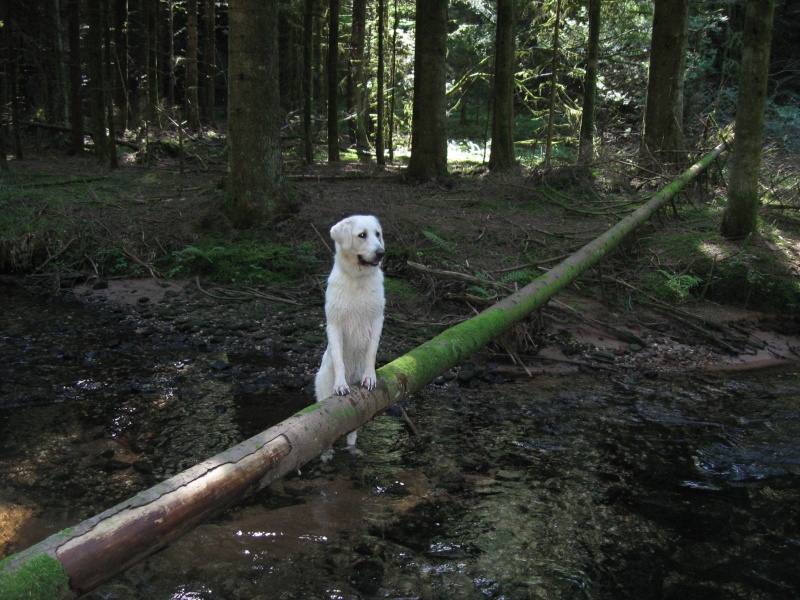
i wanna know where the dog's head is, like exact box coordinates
[330,215,385,267]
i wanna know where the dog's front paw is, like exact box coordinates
[361,373,377,391]
[333,381,350,395]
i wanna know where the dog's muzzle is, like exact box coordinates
[358,250,385,267]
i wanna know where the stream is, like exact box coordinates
[1,285,800,599]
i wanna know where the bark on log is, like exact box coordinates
[0,140,729,599]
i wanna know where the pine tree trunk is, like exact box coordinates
[488,0,516,171]
[302,0,315,163]
[642,0,689,159]
[407,0,448,180]
[0,139,730,600]
[376,0,386,165]
[388,0,399,162]
[203,0,216,124]
[544,0,561,165]
[145,0,159,127]
[578,0,600,164]
[186,0,201,129]
[720,0,775,239]
[87,0,110,164]
[103,0,118,169]
[327,0,341,162]
[67,0,84,155]
[225,0,290,227]
[113,0,130,130]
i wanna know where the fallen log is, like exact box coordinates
[0,139,730,599]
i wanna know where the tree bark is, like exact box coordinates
[544,0,562,165]
[406,0,449,180]
[489,0,516,171]
[376,0,386,165]
[66,0,84,155]
[202,0,216,123]
[720,0,775,239]
[388,0,399,162]
[347,0,370,159]
[327,0,341,162]
[225,0,290,227]
[0,139,730,599]
[642,0,689,159]
[186,0,201,129]
[87,0,110,165]
[578,0,601,164]
[302,0,315,163]
[103,0,118,169]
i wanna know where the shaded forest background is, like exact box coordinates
[2,0,799,168]
[1,0,800,311]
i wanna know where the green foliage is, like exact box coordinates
[166,241,319,285]
[421,230,458,254]
[498,269,536,288]
[656,270,703,302]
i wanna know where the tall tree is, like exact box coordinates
[86,0,110,164]
[578,0,601,164]
[347,0,370,159]
[488,0,516,171]
[113,0,130,130]
[103,0,118,169]
[226,0,290,226]
[407,0,449,180]
[720,0,776,239]
[327,0,341,161]
[186,0,201,129]
[388,0,399,162]
[67,0,84,155]
[544,0,562,165]
[642,0,689,158]
[203,0,216,123]
[376,0,386,165]
[302,0,315,163]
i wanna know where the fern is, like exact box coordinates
[422,230,458,254]
[498,269,536,287]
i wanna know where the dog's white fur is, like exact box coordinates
[315,215,385,453]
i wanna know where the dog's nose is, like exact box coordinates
[375,249,385,260]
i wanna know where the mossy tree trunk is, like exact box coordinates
[0,139,729,600]
[720,0,775,239]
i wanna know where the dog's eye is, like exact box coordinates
[376,232,381,238]
[358,232,366,238]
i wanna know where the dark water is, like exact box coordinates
[2,289,800,599]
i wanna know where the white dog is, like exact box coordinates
[315,215,385,456]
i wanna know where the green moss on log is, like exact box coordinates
[0,553,70,599]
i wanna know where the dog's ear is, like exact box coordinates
[330,218,353,250]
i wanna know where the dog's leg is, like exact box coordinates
[360,317,383,391]
[327,323,350,395]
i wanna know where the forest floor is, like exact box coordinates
[2,136,800,374]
